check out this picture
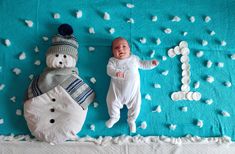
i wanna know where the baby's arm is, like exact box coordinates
[107,58,124,78]
[135,56,159,70]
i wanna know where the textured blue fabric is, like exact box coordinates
[0,0,235,140]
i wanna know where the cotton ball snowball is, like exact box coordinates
[145,94,151,101]
[164,28,172,34]
[0,118,4,124]
[206,76,214,83]
[152,16,158,22]
[103,12,110,20]
[205,99,213,105]
[196,120,203,128]
[0,84,5,91]
[140,121,147,129]
[152,105,161,113]
[76,10,83,18]
[19,52,26,60]
[224,81,232,87]
[90,124,95,131]
[169,124,177,130]
[221,110,230,117]
[25,20,33,27]
[4,39,11,46]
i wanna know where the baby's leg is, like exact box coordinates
[126,92,141,133]
[106,100,122,128]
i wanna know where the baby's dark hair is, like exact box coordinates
[112,37,130,49]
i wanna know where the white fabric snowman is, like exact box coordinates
[24,24,95,144]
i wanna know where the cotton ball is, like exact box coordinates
[88,47,95,52]
[231,54,235,60]
[204,16,211,23]
[89,27,95,34]
[181,106,188,112]
[210,31,216,36]
[164,28,172,34]
[156,38,161,45]
[25,20,33,27]
[103,12,110,20]
[16,109,22,116]
[161,70,169,76]
[0,84,5,91]
[162,56,167,61]
[19,52,26,60]
[169,124,177,130]
[145,94,151,101]
[126,3,135,8]
[90,124,95,131]
[202,40,208,46]
[4,39,11,46]
[109,28,115,34]
[12,68,21,75]
[154,83,161,89]
[205,99,213,105]
[10,96,16,103]
[206,75,214,83]
[183,32,188,36]
[139,37,147,44]
[53,13,60,19]
[194,81,200,89]
[221,110,230,117]
[196,120,203,128]
[140,121,147,129]
[217,62,224,68]
[34,60,41,66]
[150,50,155,58]
[29,74,34,80]
[221,40,227,46]
[0,66,2,72]
[0,118,4,124]
[42,36,49,41]
[196,51,204,58]
[152,16,158,22]
[34,46,39,53]
[189,16,195,23]
[172,16,181,22]
[90,77,96,84]
[152,105,161,113]
[76,10,83,18]
[127,18,135,24]
[206,60,213,68]
[93,102,99,108]
[224,81,232,87]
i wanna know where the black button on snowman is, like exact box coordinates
[24,24,95,144]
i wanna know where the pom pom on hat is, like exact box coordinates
[58,24,73,36]
[46,24,78,60]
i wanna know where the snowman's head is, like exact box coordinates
[46,53,76,68]
[46,24,78,69]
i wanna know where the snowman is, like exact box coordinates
[24,24,95,144]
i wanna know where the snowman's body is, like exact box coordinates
[24,51,95,144]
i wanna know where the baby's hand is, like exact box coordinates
[152,60,159,66]
[116,71,124,78]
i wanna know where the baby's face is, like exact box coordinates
[112,39,130,59]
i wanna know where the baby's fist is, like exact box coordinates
[152,60,159,66]
[116,71,124,78]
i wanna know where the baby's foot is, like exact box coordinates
[128,121,136,133]
[106,118,119,128]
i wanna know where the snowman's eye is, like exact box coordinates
[55,54,59,57]
[63,55,67,58]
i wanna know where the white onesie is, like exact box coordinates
[106,55,157,124]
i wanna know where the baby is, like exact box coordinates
[106,37,159,133]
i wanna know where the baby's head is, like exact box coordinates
[112,37,130,59]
